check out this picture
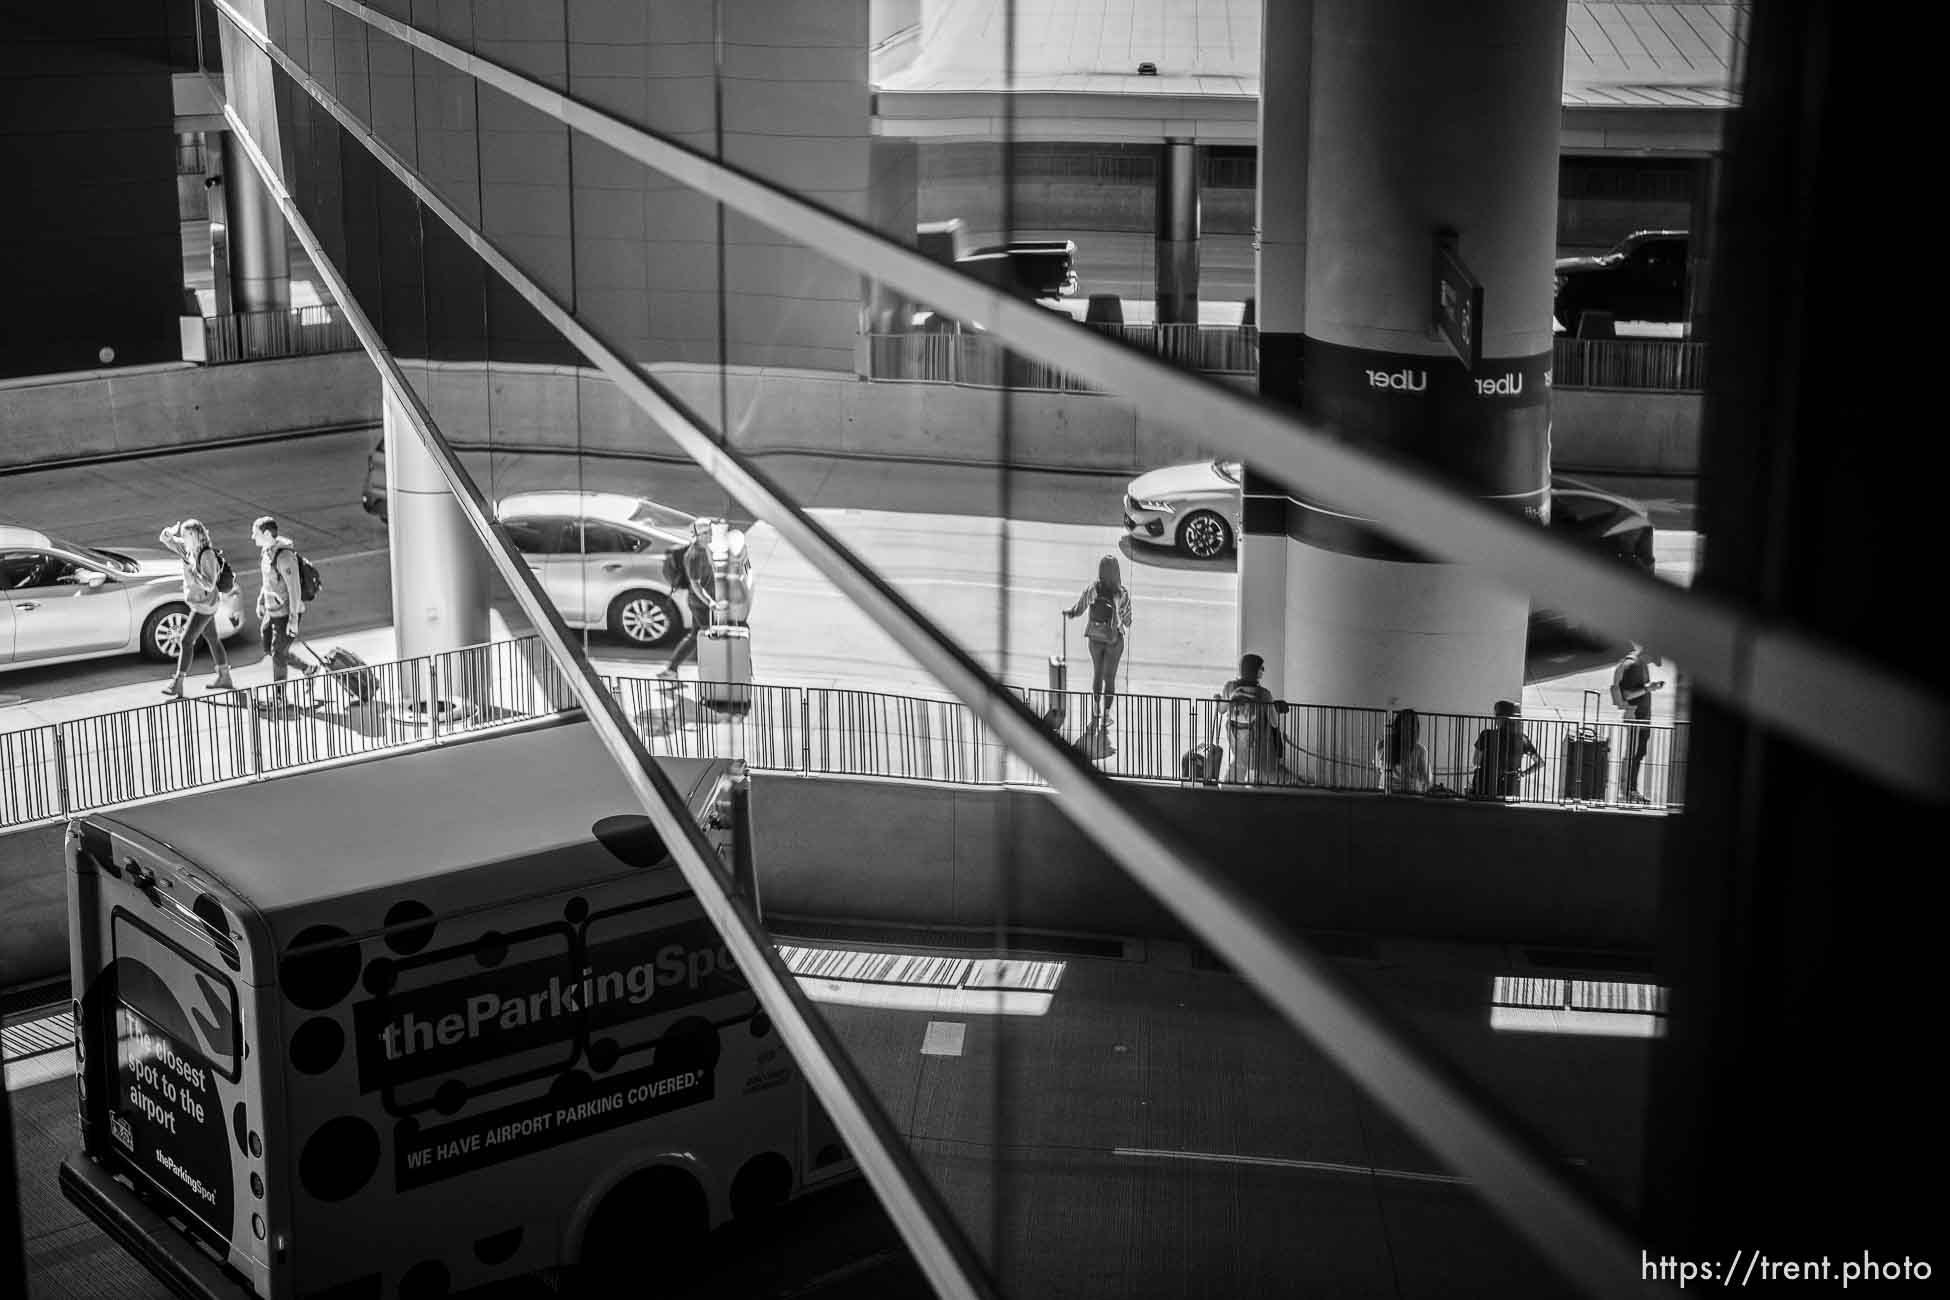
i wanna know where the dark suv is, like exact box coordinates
[1554,230,1689,334]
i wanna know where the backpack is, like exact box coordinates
[212,546,236,596]
[279,545,324,603]
[1224,683,1263,729]
[1085,584,1118,642]
[662,547,690,591]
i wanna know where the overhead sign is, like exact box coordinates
[1432,231,1485,373]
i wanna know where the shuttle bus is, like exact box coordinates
[60,718,853,1298]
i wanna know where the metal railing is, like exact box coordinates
[1,635,584,832]
[867,321,1257,392]
[873,330,1705,394]
[2,642,1695,834]
[1551,336,1708,391]
[202,304,362,364]
[1416,709,1690,808]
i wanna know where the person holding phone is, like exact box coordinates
[1612,643,1666,804]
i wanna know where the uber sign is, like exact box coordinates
[1432,230,1485,373]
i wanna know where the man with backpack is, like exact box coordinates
[156,518,234,696]
[252,515,319,708]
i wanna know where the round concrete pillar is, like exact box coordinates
[219,129,290,315]
[384,382,491,664]
[1245,0,1566,716]
[1155,138,1201,325]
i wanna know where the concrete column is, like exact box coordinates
[1154,138,1201,325]
[860,137,920,373]
[219,128,289,315]
[384,382,491,662]
[1241,0,1313,697]
[202,131,233,316]
[1246,0,1564,716]
[1686,155,1720,340]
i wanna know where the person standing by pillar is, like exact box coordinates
[1062,555,1134,729]
[1612,643,1665,803]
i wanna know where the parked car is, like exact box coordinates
[0,525,247,668]
[361,437,386,519]
[918,219,1079,301]
[1554,230,1689,333]
[1122,462,1657,571]
[497,491,701,647]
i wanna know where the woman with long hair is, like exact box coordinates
[1374,708,1431,794]
[157,517,233,697]
[1063,553,1133,726]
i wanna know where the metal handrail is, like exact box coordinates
[202,304,361,364]
[1551,336,1708,391]
[4,653,1694,831]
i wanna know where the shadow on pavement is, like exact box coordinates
[1117,537,1235,574]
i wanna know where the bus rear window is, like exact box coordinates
[105,913,241,1244]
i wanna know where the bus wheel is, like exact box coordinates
[730,1152,793,1225]
[576,1167,705,1293]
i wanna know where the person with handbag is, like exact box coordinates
[1062,554,1133,728]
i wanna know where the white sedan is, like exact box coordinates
[497,491,702,647]
[1123,461,1658,570]
[1123,459,1245,559]
[1,525,247,669]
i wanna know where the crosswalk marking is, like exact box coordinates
[2,1010,72,1063]
[776,945,1066,995]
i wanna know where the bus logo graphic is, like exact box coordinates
[110,1113,135,1152]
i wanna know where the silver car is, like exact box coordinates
[497,491,700,647]
[1,525,247,669]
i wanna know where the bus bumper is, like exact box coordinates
[59,1155,256,1300]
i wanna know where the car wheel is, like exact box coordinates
[141,604,192,663]
[607,590,680,647]
[1177,510,1233,560]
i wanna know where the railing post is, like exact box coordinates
[799,689,812,775]
[428,657,442,743]
[247,695,264,780]
[51,725,71,819]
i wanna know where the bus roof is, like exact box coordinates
[89,722,726,937]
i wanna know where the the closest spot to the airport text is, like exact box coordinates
[1643,1251,1934,1289]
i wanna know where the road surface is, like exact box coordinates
[3,431,1696,724]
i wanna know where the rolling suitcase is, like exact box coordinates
[297,638,378,706]
[1181,743,1221,785]
[697,624,753,712]
[1043,618,1069,728]
[1561,688,1611,802]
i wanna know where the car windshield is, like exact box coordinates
[44,535,133,573]
[629,500,696,533]
[1211,459,1242,485]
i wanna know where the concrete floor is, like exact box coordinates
[10,928,1646,1299]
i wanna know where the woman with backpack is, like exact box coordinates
[1217,652,1289,784]
[1062,554,1133,727]
[1374,707,1431,794]
[157,518,234,696]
